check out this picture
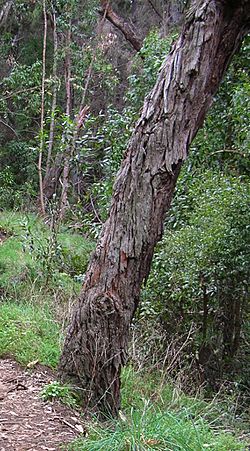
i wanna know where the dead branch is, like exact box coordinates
[100,0,142,52]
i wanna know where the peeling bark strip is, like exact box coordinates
[59,0,250,417]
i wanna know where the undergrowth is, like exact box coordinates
[40,380,78,408]
[0,211,248,450]
[0,210,94,300]
[69,367,248,451]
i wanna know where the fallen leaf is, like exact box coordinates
[119,411,127,422]
[27,360,39,368]
[75,424,84,433]
[143,439,161,445]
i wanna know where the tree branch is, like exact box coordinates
[100,0,142,52]
[210,149,247,158]
[0,119,18,137]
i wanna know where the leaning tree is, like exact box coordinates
[59,0,250,416]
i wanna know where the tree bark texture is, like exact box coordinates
[42,153,63,202]
[59,0,250,416]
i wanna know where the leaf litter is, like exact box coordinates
[0,358,85,450]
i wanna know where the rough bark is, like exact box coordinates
[59,0,250,417]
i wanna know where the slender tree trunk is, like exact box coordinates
[100,0,143,52]
[59,0,250,417]
[38,0,47,216]
[58,4,109,219]
[45,8,58,173]
[42,9,59,204]
[42,153,63,202]
[59,24,72,221]
[163,0,184,35]
[222,278,242,359]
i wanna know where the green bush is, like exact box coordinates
[0,141,37,208]
[141,171,250,385]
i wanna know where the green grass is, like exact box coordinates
[69,367,247,450]
[0,301,60,367]
[0,303,247,450]
[0,211,94,297]
[70,408,245,450]
[0,212,35,287]
[0,211,94,369]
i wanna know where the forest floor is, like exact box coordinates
[0,358,84,451]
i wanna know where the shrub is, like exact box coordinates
[140,171,250,387]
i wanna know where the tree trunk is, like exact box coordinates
[163,0,184,35]
[100,0,143,52]
[59,24,72,221]
[42,9,59,206]
[38,0,47,217]
[45,8,58,174]
[42,153,63,202]
[59,0,250,417]
[58,6,107,219]
[0,0,13,28]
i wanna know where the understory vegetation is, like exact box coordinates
[0,0,249,449]
[0,210,249,449]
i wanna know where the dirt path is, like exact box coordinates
[0,359,85,451]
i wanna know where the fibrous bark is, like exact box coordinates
[59,0,250,417]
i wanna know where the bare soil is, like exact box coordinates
[0,358,85,451]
